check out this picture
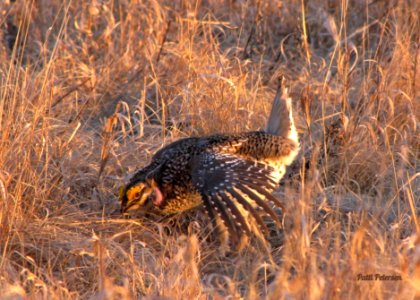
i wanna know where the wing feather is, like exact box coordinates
[243,182,286,212]
[226,187,269,234]
[218,192,251,235]
[234,184,283,226]
[191,151,282,242]
[202,194,239,244]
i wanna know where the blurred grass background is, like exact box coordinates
[0,0,419,298]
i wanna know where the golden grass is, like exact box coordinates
[0,0,419,299]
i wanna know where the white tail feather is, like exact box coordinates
[266,79,299,146]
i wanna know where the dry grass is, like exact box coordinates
[0,0,419,299]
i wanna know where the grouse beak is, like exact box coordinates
[120,201,133,215]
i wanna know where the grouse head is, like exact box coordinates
[119,178,164,214]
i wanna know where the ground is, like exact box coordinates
[0,0,419,299]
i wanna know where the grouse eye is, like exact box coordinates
[134,192,141,199]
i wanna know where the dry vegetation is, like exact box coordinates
[0,0,419,299]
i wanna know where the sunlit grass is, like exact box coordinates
[0,0,418,298]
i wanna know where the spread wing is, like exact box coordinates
[190,152,284,243]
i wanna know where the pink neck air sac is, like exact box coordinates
[153,187,164,206]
